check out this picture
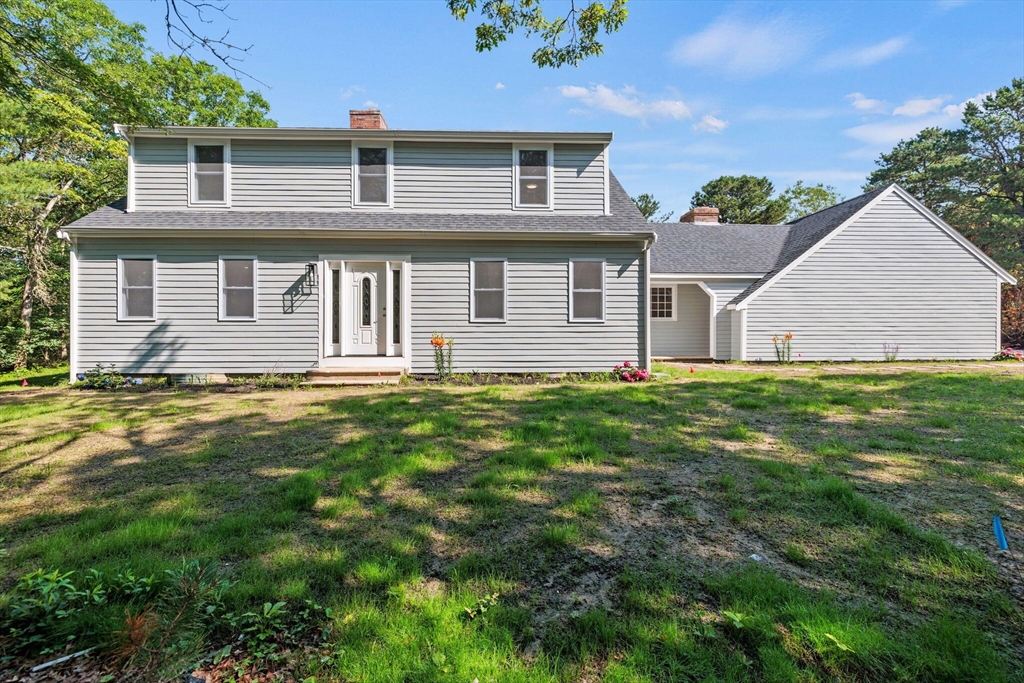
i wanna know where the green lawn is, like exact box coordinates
[1,364,1023,681]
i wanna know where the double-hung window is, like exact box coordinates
[219,257,257,321]
[118,257,156,320]
[190,141,229,206]
[651,286,676,320]
[354,144,391,206]
[569,260,605,322]
[514,147,552,209]
[470,259,507,322]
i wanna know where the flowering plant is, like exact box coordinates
[772,332,793,363]
[613,361,650,382]
[993,347,1024,362]
[431,332,455,378]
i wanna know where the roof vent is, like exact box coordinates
[349,109,388,130]
[679,207,720,224]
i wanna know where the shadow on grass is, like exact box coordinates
[0,370,1021,680]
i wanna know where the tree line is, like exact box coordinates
[0,0,275,370]
[633,79,1024,346]
[2,0,1022,371]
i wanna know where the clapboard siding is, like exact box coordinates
[393,142,512,212]
[409,244,643,372]
[75,237,645,374]
[232,140,351,209]
[553,144,605,214]
[132,138,608,214]
[705,279,760,359]
[650,284,710,358]
[744,193,1001,360]
[134,138,188,210]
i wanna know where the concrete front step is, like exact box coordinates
[304,367,404,386]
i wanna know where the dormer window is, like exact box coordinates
[353,143,392,207]
[189,140,230,207]
[514,146,552,209]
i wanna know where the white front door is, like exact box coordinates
[347,264,384,355]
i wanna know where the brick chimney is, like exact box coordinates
[679,207,720,224]
[349,109,387,130]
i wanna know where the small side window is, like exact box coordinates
[118,257,155,320]
[220,257,257,320]
[471,259,507,322]
[569,260,605,322]
[651,286,675,320]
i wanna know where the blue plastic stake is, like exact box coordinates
[994,515,1009,551]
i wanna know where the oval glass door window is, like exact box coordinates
[361,276,371,326]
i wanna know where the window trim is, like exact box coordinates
[117,255,157,322]
[187,139,231,208]
[512,144,554,211]
[469,258,508,323]
[651,284,677,321]
[218,256,258,322]
[352,141,394,208]
[568,259,606,323]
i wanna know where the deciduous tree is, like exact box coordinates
[779,181,844,222]
[448,0,628,68]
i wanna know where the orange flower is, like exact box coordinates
[784,332,793,341]
[431,332,446,348]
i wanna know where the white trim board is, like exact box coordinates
[694,281,717,360]
[118,124,613,145]
[652,273,765,280]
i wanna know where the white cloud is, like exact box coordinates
[495,82,506,90]
[846,92,888,113]
[363,100,379,108]
[339,85,365,100]
[844,93,984,147]
[940,92,990,118]
[693,114,728,134]
[819,37,909,69]
[670,15,815,77]
[560,85,691,122]
[892,96,945,117]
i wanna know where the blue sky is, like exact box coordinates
[109,0,1023,216]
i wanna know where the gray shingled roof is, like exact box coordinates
[64,173,649,235]
[649,186,889,309]
[726,186,888,306]
[651,223,791,273]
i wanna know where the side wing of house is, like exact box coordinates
[740,190,1007,361]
